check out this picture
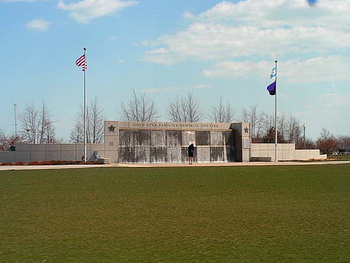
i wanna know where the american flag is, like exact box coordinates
[75,54,87,71]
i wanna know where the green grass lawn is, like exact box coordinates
[328,154,350,161]
[1,165,350,262]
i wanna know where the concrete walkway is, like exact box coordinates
[1,161,350,171]
[0,164,110,171]
[116,160,350,168]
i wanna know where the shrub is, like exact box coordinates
[1,162,14,166]
[51,160,65,165]
[8,160,103,166]
[40,161,53,165]
[28,162,41,165]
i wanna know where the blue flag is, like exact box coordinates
[267,81,276,95]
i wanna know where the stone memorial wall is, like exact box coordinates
[117,129,235,163]
[104,121,251,163]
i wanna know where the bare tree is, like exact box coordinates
[70,107,84,143]
[70,116,84,143]
[168,97,183,122]
[0,129,8,151]
[338,136,350,153]
[259,112,303,144]
[316,128,339,154]
[0,130,5,151]
[300,138,316,149]
[39,102,56,143]
[262,127,286,143]
[167,93,202,122]
[260,112,275,138]
[70,98,105,143]
[120,89,159,122]
[0,130,22,151]
[18,104,40,143]
[18,102,57,144]
[285,114,302,144]
[277,112,287,140]
[239,105,263,138]
[89,98,104,143]
[208,96,235,123]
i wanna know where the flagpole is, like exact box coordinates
[83,47,87,162]
[274,60,278,162]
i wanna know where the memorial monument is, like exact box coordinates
[0,121,326,164]
[103,121,251,163]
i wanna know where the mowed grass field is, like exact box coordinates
[1,165,350,262]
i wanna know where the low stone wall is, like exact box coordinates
[0,152,16,163]
[251,143,326,161]
[295,149,327,160]
[0,142,327,163]
[0,143,105,163]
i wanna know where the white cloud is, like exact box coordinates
[146,24,350,63]
[204,56,350,83]
[203,60,270,79]
[280,56,350,83]
[26,18,50,32]
[142,0,350,83]
[57,0,138,23]
[194,0,350,29]
[142,48,186,65]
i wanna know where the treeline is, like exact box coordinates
[1,90,349,155]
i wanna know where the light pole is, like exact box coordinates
[14,104,17,136]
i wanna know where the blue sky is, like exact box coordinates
[0,0,349,141]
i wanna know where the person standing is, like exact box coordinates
[188,143,195,165]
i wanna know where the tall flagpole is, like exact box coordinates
[274,60,278,162]
[83,47,87,162]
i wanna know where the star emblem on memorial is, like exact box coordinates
[244,127,249,134]
[108,125,116,132]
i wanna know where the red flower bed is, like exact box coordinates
[28,160,102,165]
[1,161,26,166]
[1,162,15,166]
[1,160,103,166]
